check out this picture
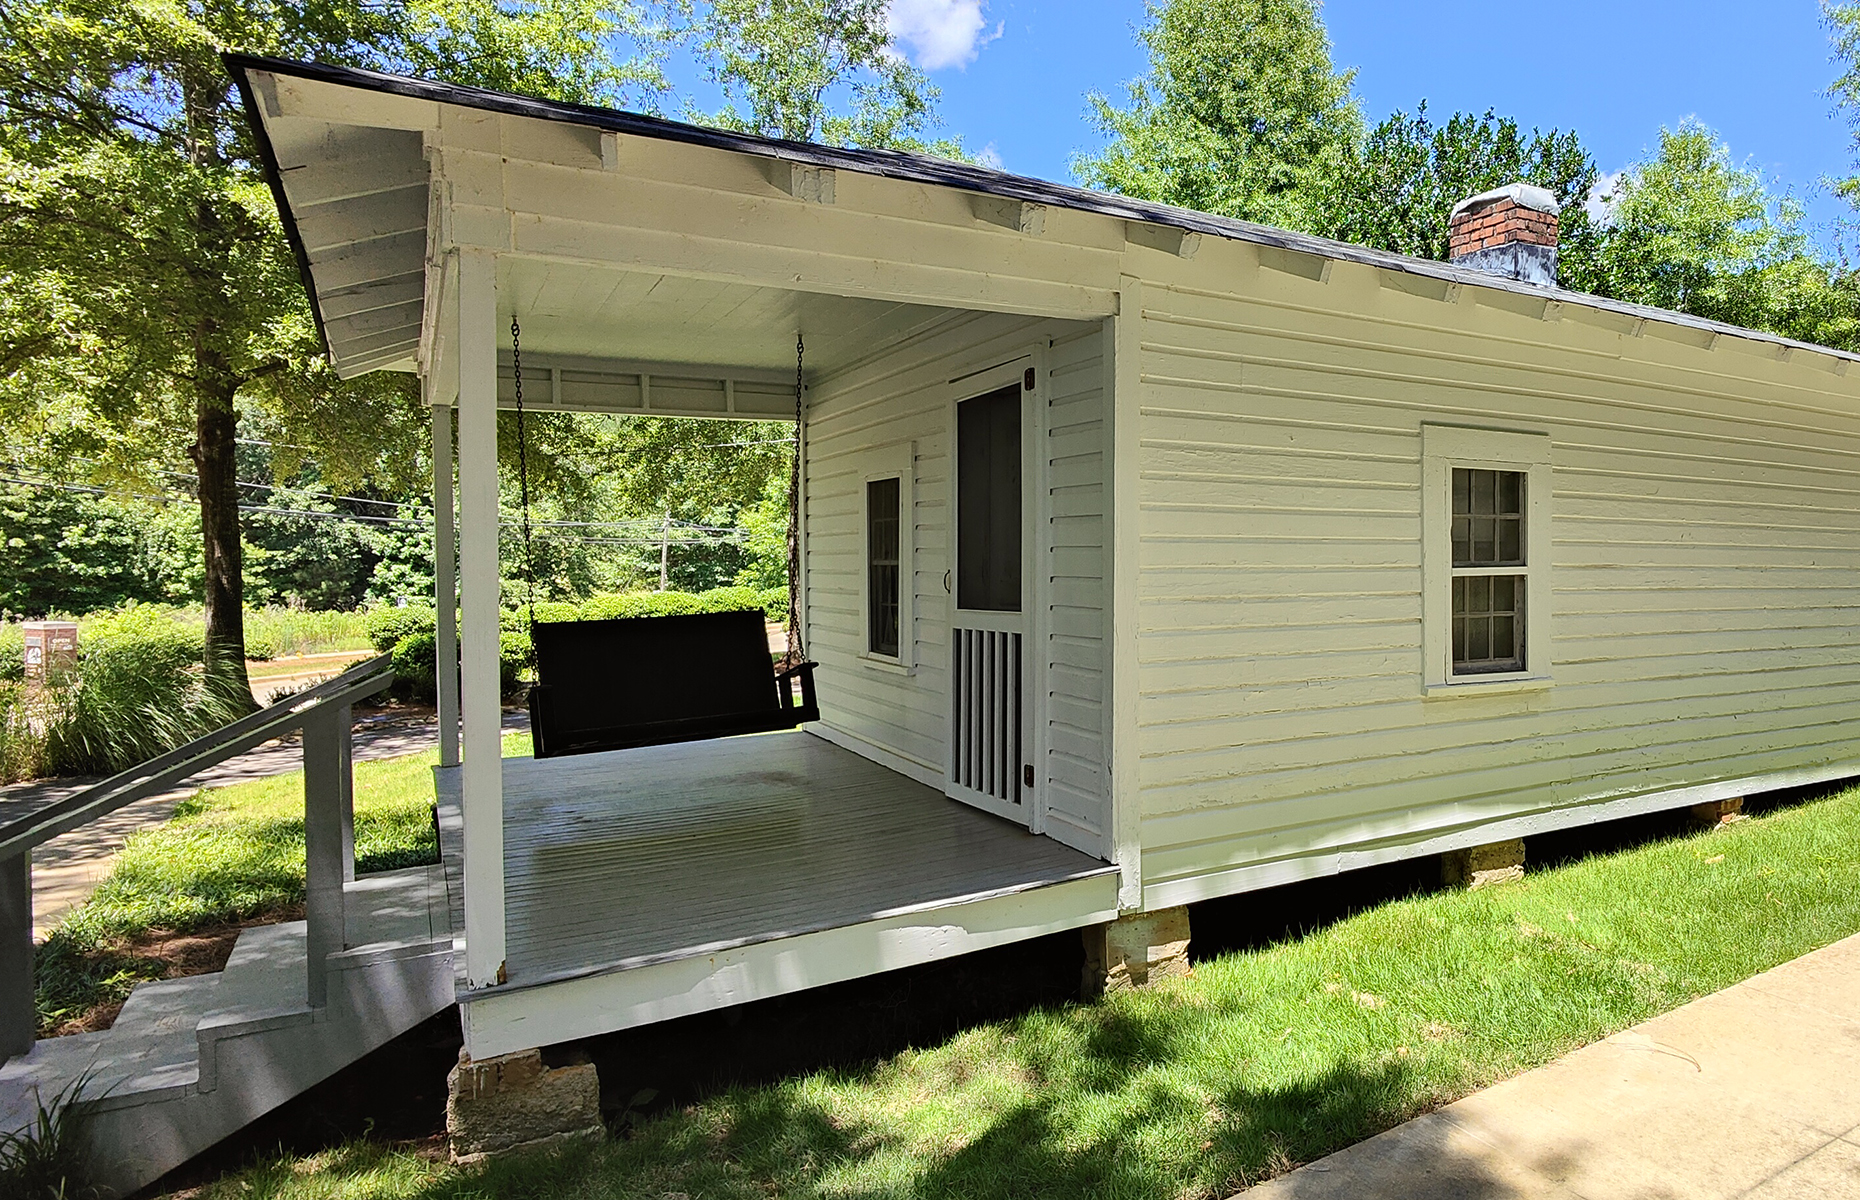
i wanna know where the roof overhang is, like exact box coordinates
[225,52,1860,382]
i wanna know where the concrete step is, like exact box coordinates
[0,866,458,1196]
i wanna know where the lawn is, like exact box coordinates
[167,782,1860,1200]
[33,731,532,1034]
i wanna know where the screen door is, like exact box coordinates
[949,379,1029,818]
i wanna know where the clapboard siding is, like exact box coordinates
[805,311,1112,859]
[1131,261,1860,901]
[1039,326,1111,855]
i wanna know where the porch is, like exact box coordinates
[437,732,1120,1058]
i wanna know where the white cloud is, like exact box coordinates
[886,0,1000,71]
[1585,169,1625,224]
[977,142,1005,171]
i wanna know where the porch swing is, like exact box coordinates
[515,318,820,759]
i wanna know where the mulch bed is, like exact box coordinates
[45,906,306,1037]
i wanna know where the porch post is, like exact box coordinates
[0,851,31,1060]
[433,397,460,769]
[456,249,507,989]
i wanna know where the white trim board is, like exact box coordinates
[1141,757,1860,911]
[459,870,1119,1059]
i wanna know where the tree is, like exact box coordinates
[0,0,665,705]
[1314,104,1601,277]
[1582,122,1860,349]
[692,0,956,151]
[1075,0,1360,229]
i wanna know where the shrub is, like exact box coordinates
[529,600,580,625]
[760,586,790,624]
[384,628,528,702]
[695,585,767,615]
[39,616,244,777]
[0,624,22,683]
[577,591,705,621]
[366,604,435,653]
[244,634,276,662]
[500,631,532,692]
[389,631,438,696]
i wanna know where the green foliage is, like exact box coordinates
[1316,104,1601,270]
[579,590,704,619]
[0,1072,96,1200]
[367,604,438,654]
[0,624,21,682]
[0,682,47,783]
[694,0,959,152]
[1077,0,1361,228]
[38,606,246,776]
[0,482,171,619]
[1577,122,1860,351]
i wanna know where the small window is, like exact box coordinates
[1422,425,1551,692]
[1451,468,1527,675]
[867,476,901,657]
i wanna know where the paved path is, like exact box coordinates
[6,708,531,937]
[1244,932,1860,1198]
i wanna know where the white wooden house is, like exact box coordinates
[226,53,1860,1131]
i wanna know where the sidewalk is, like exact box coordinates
[1244,932,1860,1198]
[5,707,530,937]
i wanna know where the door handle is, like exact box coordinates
[943,570,952,594]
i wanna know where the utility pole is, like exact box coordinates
[659,511,671,591]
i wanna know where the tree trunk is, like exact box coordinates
[191,380,254,710]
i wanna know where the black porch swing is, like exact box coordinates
[515,318,820,759]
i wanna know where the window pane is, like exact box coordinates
[1498,471,1521,513]
[1452,468,1527,567]
[867,476,901,657]
[1451,570,1527,675]
[1472,469,1495,514]
[1498,517,1522,564]
[957,384,1022,612]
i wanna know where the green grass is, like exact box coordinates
[34,731,532,1033]
[178,783,1860,1200]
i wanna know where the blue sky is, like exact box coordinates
[851,1,1860,242]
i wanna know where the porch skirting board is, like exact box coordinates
[458,870,1119,1059]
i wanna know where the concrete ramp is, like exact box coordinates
[0,865,455,1196]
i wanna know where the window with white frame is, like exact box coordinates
[861,443,914,668]
[1422,425,1552,690]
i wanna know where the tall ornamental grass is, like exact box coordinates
[32,607,245,778]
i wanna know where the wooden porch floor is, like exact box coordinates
[438,732,1114,992]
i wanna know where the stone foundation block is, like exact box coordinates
[1442,839,1525,890]
[1083,906,1191,998]
[447,1048,603,1163]
[1690,796,1745,828]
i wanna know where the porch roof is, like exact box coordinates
[225,52,1860,386]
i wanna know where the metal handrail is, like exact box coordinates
[0,653,395,861]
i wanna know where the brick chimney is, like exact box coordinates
[1448,183,1560,287]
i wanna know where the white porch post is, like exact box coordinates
[432,397,460,769]
[456,249,506,987]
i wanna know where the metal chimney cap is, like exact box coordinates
[1450,182,1560,222]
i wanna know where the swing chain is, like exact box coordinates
[786,332,806,666]
[512,314,536,634]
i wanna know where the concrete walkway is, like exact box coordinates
[6,708,531,937]
[1244,932,1860,1198]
